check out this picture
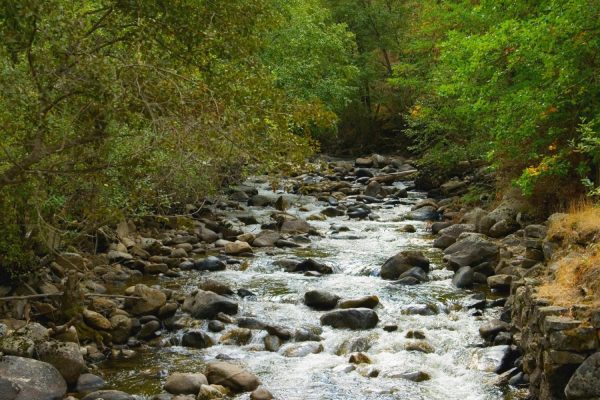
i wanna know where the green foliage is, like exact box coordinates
[395,0,600,199]
[0,0,350,280]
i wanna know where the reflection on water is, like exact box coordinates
[99,180,524,400]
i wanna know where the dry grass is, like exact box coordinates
[540,201,600,310]
[538,246,600,309]
[547,200,600,245]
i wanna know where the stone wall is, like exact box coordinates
[509,279,600,399]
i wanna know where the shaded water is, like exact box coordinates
[99,178,521,400]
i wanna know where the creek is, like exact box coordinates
[99,175,515,400]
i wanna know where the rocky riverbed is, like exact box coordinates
[0,155,532,400]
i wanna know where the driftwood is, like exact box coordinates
[368,170,418,184]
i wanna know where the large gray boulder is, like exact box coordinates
[380,251,430,280]
[36,341,86,386]
[433,224,475,250]
[443,233,499,271]
[565,352,600,399]
[182,290,238,319]
[0,355,67,400]
[205,362,260,393]
[320,308,378,330]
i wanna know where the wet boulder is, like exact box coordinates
[396,267,429,284]
[0,355,67,400]
[304,290,340,310]
[251,386,274,400]
[338,295,379,309]
[289,259,333,274]
[81,390,135,400]
[475,345,518,373]
[182,330,214,349]
[443,233,499,271]
[279,341,323,357]
[205,362,260,393]
[320,308,379,330]
[164,372,208,395]
[380,251,430,280]
[198,279,234,296]
[195,257,227,272]
[75,373,106,393]
[182,290,238,319]
[405,206,439,221]
[479,319,510,342]
[452,266,474,288]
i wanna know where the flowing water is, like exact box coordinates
[99,176,520,400]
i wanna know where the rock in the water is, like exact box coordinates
[475,345,517,373]
[263,335,282,352]
[37,341,86,385]
[289,259,333,274]
[479,319,510,341]
[280,220,310,234]
[487,274,513,291]
[125,284,167,315]
[279,341,323,357]
[452,266,474,288]
[197,383,228,399]
[199,279,234,295]
[76,373,106,394]
[219,328,252,346]
[565,352,600,399]
[320,308,378,330]
[443,234,499,270]
[380,251,430,280]
[349,352,371,364]
[181,330,214,349]
[224,241,252,255]
[205,362,260,393]
[182,290,238,319]
[251,386,274,400]
[338,295,379,309]
[81,390,135,400]
[195,257,227,272]
[0,355,67,400]
[164,372,208,395]
[304,290,340,310]
[252,231,281,247]
[405,206,439,221]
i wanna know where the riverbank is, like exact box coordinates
[0,153,597,400]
